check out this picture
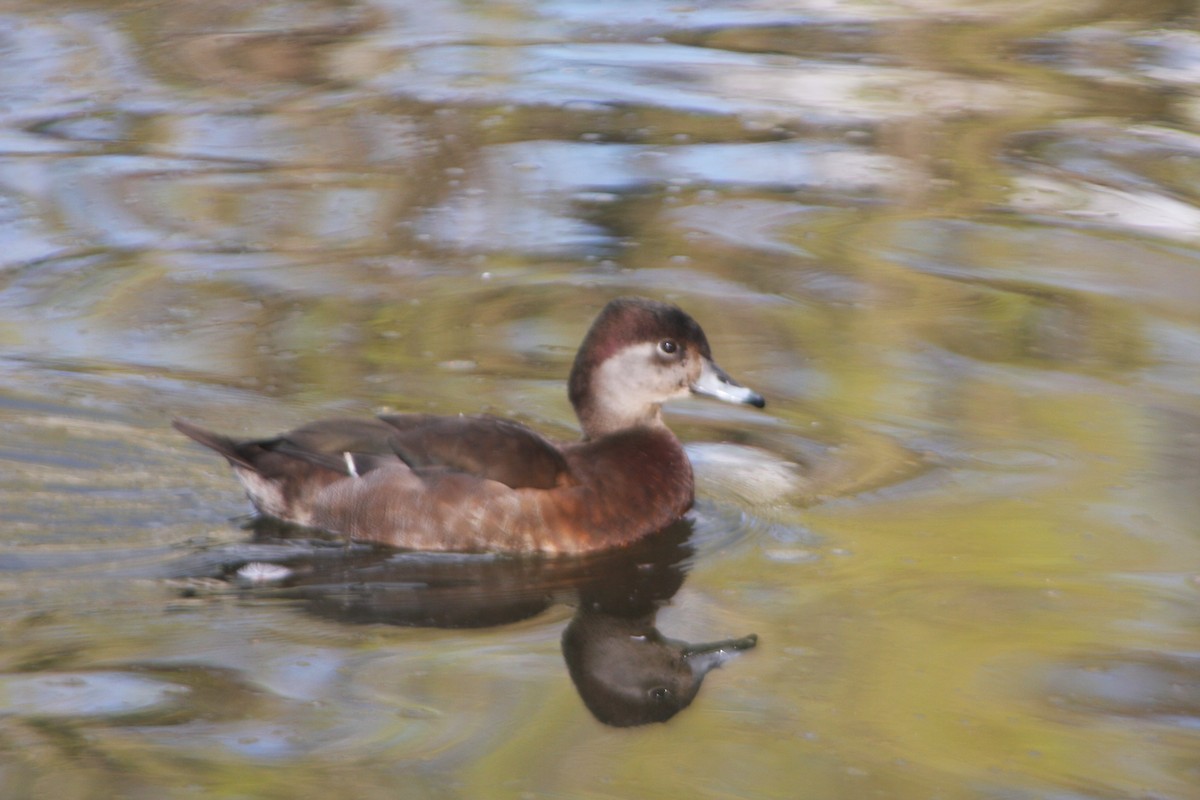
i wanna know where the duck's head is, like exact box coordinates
[568,297,765,439]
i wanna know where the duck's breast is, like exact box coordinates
[546,427,694,550]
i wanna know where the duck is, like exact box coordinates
[174,296,765,554]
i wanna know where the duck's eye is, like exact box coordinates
[658,340,678,356]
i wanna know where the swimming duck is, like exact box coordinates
[174,297,765,554]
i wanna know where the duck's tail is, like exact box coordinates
[172,419,255,469]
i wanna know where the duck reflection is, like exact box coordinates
[562,607,757,727]
[216,519,756,727]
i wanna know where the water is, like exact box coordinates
[2,1,1199,798]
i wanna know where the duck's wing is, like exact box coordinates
[378,413,573,490]
[175,415,572,491]
[174,418,405,478]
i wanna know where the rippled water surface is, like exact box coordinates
[3,1,1200,798]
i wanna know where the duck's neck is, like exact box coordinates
[577,401,665,440]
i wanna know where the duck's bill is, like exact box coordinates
[691,359,766,408]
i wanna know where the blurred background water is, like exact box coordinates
[2,0,1200,798]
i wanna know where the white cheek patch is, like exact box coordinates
[592,342,690,414]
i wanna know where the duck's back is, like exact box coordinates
[378,414,572,490]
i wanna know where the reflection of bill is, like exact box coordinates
[176,517,757,727]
